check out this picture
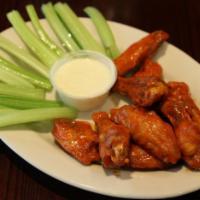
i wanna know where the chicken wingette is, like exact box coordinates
[160,82,200,170]
[115,30,169,76]
[113,59,168,106]
[52,118,100,165]
[110,105,180,164]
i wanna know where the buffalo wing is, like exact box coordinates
[160,82,200,169]
[110,105,180,164]
[92,112,130,168]
[113,59,168,106]
[115,30,169,76]
[52,118,100,165]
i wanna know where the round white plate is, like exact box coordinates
[0,18,200,199]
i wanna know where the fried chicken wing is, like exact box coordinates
[115,30,169,76]
[160,82,200,169]
[129,144,166,170]
[52,118,100,165]
[113,59,168,106]
[110,105,180,164]
[92,112,130,168]
[132,58,163,79]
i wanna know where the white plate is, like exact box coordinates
[0,18,200,199]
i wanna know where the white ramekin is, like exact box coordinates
[50,50,117,111]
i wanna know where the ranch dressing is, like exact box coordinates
[54,57,112,97]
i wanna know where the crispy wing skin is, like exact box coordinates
[185,150,200,170]
[129,144,166,170]
[161,82,200,127]
[175,121,200,169]
[115,31,169,76]
[113,59,168,107]
[132,59,163,79]
[160,82,200,169]
[52,118,100,165]
[114,76,167,107]
[92,112,130,168]
[110,105,180,164]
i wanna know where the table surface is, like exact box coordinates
[0,0,200,199]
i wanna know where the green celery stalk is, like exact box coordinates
[0,56,52,90]
[26,4,64,57]
[0,95,63,109]
[0,107,16,114]
[0,105,11,109]
[84,7,120,59]
[42,3,80,51]
[0,35,49,77]
[7,10,60,67]
[0,83,45,99]
[0,105,16,114]
[0,107,77,127]
[54,2,105,54]
[0,66,34,88]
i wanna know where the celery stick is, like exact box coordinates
[42,3,80,51]
[0,66,34,88]
[0,105,11,109]
[0,35,49,77]
[0,107,77,127]
[7,10,60,67]
[26,4,64,57]
[0,56,51,90]
[54,2,105,54]
[0,95,63,109]
[84,7,120,59]
[0,83,45,99]
[0,107,16,115]
[0,105,16,114]
[0,107,16,114]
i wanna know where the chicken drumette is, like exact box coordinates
[52,118,100,165]
[92,112,130,168]
[160,82,200,169]
[113,59,168,107]
[110,105,180,164]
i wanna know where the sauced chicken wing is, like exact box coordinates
[113,59,168,106]
[129,144,166,170]
[110,105,180,164]
[92,112,130,168]
[52,118,100,165]
[131,58,163,78]
[160,82,200,169]
[115,30,169,76]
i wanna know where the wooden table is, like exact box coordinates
[0,0,200,199]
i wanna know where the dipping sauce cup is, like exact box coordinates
[50,50,117,111]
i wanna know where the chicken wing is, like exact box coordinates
[160,82,200,169]
[131,58,163,79]
[92,112,130,168]
[52,118,100,165]
[110,105,180,164]
[129,144,166,170]
[115,30,169,76]
[113,59,168,106]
